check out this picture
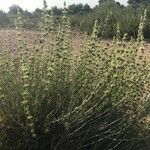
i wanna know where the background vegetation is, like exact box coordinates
[0,0,150,39]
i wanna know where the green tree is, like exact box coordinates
[23,10,32,18]
[31,8,43,28]
[83,4,91,13]
[0,10,9,27]
[52,6,62,15]
[32,8,42,18]
[98,0,115,5]
[68,4,84,15]
[8,5,23,15]
[128,0,150,7]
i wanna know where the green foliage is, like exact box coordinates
[0,10,9,27]
[1,1,150,40]
[8,5,23,15]
[78,2,122,37]
[0,1,149,150]
[128,0,150,7]
[68,3,91,15]
[51,6,63,16]
[99,0,115,5]
[77,2,150,39]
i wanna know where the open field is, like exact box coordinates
[0,30,150,59]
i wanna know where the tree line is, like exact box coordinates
[0,3,91,28]
[0,0,150,38]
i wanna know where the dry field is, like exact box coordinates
[0,29,150,60]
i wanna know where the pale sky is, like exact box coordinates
[0,0,128,12]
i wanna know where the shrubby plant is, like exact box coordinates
[0,1,149,150]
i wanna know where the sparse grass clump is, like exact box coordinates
[0,1,150,150]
